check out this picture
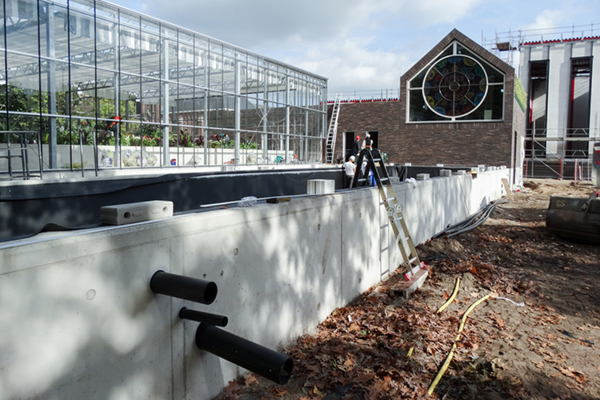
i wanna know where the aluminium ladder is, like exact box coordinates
[353,148,422,279]
[325,94,341,164]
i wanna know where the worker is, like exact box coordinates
[352,135,360,156]
[344,155,356,188]
[364,133,372,150]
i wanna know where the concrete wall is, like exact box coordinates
[0,169,509,399]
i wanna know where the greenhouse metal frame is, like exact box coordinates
[0,0,328,176]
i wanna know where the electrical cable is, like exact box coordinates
[433,199,508,239]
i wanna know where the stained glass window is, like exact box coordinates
[408,41,505,122]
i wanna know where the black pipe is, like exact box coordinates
[195,323,293,385]
[150,270,217,305]
[179,307,228,327]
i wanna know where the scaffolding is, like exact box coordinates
[524,129,599,181]
[481,22,598,69]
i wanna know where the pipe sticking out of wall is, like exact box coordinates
[179,307,228,327]
[150,270,217,304]
[195,323,293,384]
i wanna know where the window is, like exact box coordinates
[407,42,505,123]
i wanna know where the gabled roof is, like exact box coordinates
[401,29,513,81]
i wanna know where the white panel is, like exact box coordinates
[307,179,335,194]
[547,44,571,152]
[518,47,531,94]
[571,41,592,58]
[528,45,546,61]
[590,41,600,134]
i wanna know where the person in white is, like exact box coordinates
[343,156,356,188]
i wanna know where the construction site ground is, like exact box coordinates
[214,178,600,400]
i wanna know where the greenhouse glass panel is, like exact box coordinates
[71,66,97,118]
[68,8,96,67]
[140,19,161,78]
[0,0,326,173]
[175,32,195,87]
[5,0,39,53]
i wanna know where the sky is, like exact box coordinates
[114,0,599,98]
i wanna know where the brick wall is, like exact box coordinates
[332,29,522,169]
[335,100,516,167]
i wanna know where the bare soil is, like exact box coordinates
[215,179,600,400]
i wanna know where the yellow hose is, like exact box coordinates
[436,278,461,314]
[427,294,491,395]
[456,294,491,337]
[427,343,457,395]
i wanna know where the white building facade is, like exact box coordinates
[519,36,600,160]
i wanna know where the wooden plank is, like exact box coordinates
[502,178,512,200]
[391,268,429,299]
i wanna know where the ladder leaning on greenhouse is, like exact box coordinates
[325,94,341,164]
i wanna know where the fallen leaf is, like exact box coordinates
[244,375,259,386]
[268,387,288,396]
[532,360,545,369]
[372,378,390,392]
[558,366,586,383]
[544,357,562,364]
[354,372,376,383]
[224,380,242,393]
[495,317,506,328]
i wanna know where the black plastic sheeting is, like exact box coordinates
[0,168,342,242]
[0,164,466,243]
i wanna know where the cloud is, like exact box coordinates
[137,0,484,50]
[137,0,375,49]
[388,0,485,26]
[522,9,565,32]
[132,0,484,94]
[280,38,412,93]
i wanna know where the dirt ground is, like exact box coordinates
[214,178,600,400]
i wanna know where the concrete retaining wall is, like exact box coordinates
[0,169,509,399]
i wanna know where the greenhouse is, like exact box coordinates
[0,0,328,177]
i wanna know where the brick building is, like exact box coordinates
[333,29,526,171]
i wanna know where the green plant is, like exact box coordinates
[240,142,258,150]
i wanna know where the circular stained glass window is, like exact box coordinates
[422,55,488,118]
